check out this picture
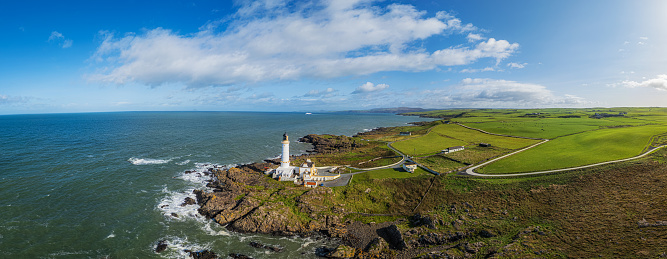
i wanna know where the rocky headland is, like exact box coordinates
[182,123,667,258]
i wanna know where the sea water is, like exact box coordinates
[0,111,433,258]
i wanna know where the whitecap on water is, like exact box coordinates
[156,236,212,258]
[158,163,230,222]
[128,157,172,165]
[200,220,231,236]
[176,160,191,165]
[158,187,202,222]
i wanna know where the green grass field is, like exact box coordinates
[392,124,538,156]
[467,117,647,139]
[414,155,466,173]
[391,128,467,156]
[398,108,667,174]
[363,167,430,179]
[479,125,667,174]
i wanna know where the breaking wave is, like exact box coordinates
[128,157,172,165]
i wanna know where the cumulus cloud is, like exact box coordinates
[352,82,389,94]
[619,75,667,91]
[89,0,518,87]
[466,33,484,42]
[48,31,72,48]
[507,62,526,69]
[417,78,588,108]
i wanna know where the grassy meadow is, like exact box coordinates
[392,123,538,157]
[479,125,667,173]
[400,107,667,174]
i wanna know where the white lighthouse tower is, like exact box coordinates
[280,132,290,168]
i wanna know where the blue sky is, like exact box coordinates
[1,0,666,114]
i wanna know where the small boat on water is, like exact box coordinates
[305,112,312,115]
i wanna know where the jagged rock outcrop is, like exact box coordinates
[186,250,218,259]
[154,240,168,253]
[249,241,283,252]
[228,202,306,235]
[364,237,389,255]
[181,197,196,206]
[193,163,343,237]
[327,245,356,258]
[298,134,362,154]
[377,225,407,250]
[411,213,437,229]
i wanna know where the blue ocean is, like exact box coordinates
[0,111,431,258]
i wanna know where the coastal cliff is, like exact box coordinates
[194,163,346,236]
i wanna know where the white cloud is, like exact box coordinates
[507,62,526,69]
[48,31,64,41]
[48,31,72,48]
[62,39,73,48]
[460,67,495,73]
[619,74,667,91]
[417,78,588,108]
[352,82,389,94]
[89,0,518,87]
[466,33,484,42]
[304,87,337,97]
[0,94,30,105]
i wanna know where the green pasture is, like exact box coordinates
[431,124,539,149]
[414,155,466,173]
[467,117,647,139]
[392,128,467,156]
[479,125,667,174]
[631,115,667,124]
[392,124,538,156]
[362,167,430,179]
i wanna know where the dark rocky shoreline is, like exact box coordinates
[174,126,424,258]
[170,124,505,258]
[188,162,421,258]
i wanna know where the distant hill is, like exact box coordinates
[336,107,432,114]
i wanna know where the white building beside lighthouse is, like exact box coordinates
[268,133,340,186]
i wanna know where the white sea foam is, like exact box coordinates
[128,157,172,165]
[158,163,232,221]
[158,187,202,222]
[200,221,231,236]
[176,160,191,165]
[157,236,211,258]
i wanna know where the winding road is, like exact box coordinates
[459,129,667,177]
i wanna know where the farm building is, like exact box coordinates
[443,146,465,153]
[399,132,412,136]
[402,162,418,173]
[479,143,491,147]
